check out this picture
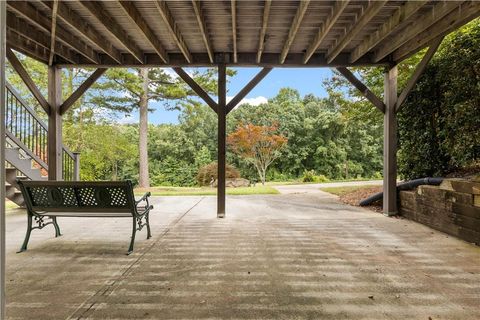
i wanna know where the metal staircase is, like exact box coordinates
[5,82,79,206]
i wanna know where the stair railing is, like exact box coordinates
[5,82,79,181]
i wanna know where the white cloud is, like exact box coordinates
[163,68,194,79]
[226,95,268,108]
[111,114,138,125]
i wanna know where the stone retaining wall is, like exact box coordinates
[399,179,480,245]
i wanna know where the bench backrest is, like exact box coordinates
[18,180,136,214]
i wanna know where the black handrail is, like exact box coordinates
[5,82,79,180]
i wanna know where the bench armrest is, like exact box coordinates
[135,191,151,204]
[135,192,153,216]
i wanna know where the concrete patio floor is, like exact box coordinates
[5,192,480,320]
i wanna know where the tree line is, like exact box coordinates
[5,19,479,186]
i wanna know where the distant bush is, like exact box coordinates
[197,162,241,186]
[315,174,329,183]
[302,170,316,182]
[302,170,330,183]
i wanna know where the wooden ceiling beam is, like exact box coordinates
[373,1,461,63]
[6,33,49,65]
[256,0,271,64]
[191,0,214,63]
[118,1,168,63]
[327,0,387,64]
[231,0,237,63]
[154,0,192,63]
[41,1,122,64]
[7,1,99,64]
[7,13,78,64]
[392,1,480,63]
[279,0,310,64]
[60,51,386,68]
[350,0,428,63]
[79,1,144,64]
[304,0,349,64]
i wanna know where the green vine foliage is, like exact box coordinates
[398,19,480,179]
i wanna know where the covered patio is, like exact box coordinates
[4,192,480,319]
[1,0,480,318]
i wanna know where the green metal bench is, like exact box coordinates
[17,180,153,255]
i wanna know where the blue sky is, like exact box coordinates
[120,68,333,125]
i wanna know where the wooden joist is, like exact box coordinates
[8,1,99,64]
[118,1,168,63]
[279,0,310,64]
[6,32,49,65]
[4,1,473,68]
[154,0,192,63]
[350,0,428,63]
[7,13,78,64]
[231,0,237,63]
[256,0,271,64]
[392,1,480,62]
[42,1,121,64]
[6,48,51,114]
[191,0,214,63]
[327,0,387,64]
[374,1,460,62]
[60,68,107,115]
[304,0,349,64]
[79,1,144,64]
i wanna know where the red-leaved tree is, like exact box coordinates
[227,123,287,185]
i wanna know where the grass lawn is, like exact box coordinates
[6,200,18,209]
[320,185,379,196]
[266,177,381,186]
[135,185,279,196]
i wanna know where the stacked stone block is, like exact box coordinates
[399,179,480,245]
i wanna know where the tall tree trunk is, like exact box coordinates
[138,68,150,188]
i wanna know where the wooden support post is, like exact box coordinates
[73,152,81,181]
[48,66,63,180]
[383,65,398,215]
[0,1,7,318]
[217,64,227,218]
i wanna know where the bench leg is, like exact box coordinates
[146,212,152,240]
[127,217,137,255]
[18,214,33,253]
[52,217,62,237]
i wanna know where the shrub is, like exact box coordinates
[302,170,330,183]
[302,170,316,182]
[315,174,329,183]
[197,162,241,186]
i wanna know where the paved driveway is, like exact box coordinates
[5,193,480,319]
